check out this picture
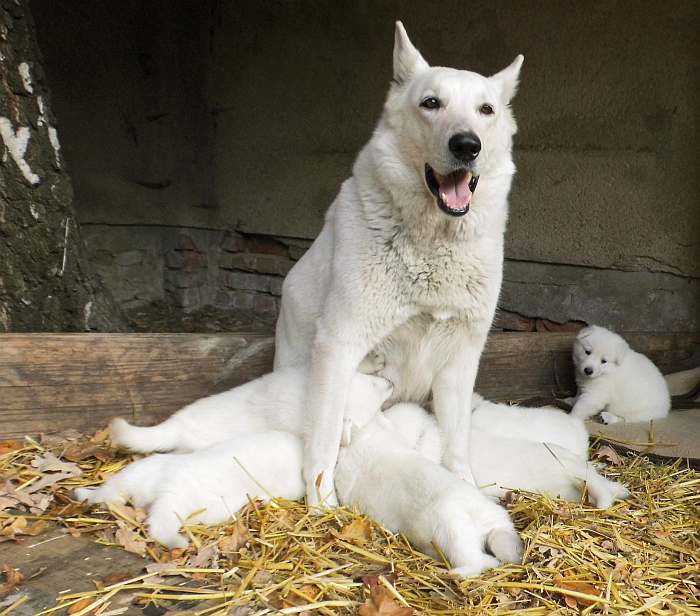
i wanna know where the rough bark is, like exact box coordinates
[0,0,127,331]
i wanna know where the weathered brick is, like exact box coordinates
[253,293,278,313]
[167,286,201,309]
[219,252,293,276]
[164,269,205,289]
[220,270,272,293]
[115,250,144,267]
[535,318,586,333]
[175,233,199,251]
[221,232,288,257]
[269,277,283,296]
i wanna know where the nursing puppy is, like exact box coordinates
[471,393,589,459]
[110,367,392,454]
[569,325,670,424]
[276,22,525,503]
[383,403,630,509]
[335,413,523,577]
[75,431,304,549]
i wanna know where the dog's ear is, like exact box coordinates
[393,21,429,85]
[614,337,630,366]
[491,54,524,103]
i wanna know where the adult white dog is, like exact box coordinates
[275,22,524,504]
[569,325,671,424]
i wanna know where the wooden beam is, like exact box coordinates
[1,332,697,438]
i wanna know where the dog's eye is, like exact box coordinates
[585,350,591,355]
[601,358,607,364]
[420,96,441,110]
[479,103,495,115]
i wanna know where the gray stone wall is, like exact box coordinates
[31,0,699,332]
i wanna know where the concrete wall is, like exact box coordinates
[32,0,699,331]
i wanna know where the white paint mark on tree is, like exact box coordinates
[0,117,40,185]
[84,301,93,330]
[37,95,45,126]
[29,202,40,220]
[18,62,33,93]
[59,217,71,276]
[48,126,61,168]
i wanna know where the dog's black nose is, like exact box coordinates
[449,132,481,162]
[584,367,593,376]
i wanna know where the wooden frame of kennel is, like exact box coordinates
[1,332,697,439]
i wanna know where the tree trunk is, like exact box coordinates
[0,0,127,331]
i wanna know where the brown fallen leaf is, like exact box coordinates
[336,517,373,545]
[0,517,27,539]
[0,440,26,456]
[219,520,250,554]
[554,576,602,608]
[359,585,414,616]
[67,596,96,614]
[593,445,623,465]
[115,522,147,556]
[63,442,112,463]
[94,570,132,589]
[0,564,25,597]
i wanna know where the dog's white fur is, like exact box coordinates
[471,393,589,459]
[383,402,629,508]
[110,367,393,454]
[335,413,523,577]
[275,21,524,503]
[569,325,670,423]
[75,431,304,549]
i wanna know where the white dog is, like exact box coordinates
[569,325,670,424]
[75,432,304,549]
[275,21,524,503]
[471,393,589,459]
[110,367,392,454]
[383,403,629,508]
[335,413,523,577]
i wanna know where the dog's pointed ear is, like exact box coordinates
[491,54,524,103]
[614,337,630,366]
[393,21,429,85]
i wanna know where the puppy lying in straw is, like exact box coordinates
[335,412,524,577]
[568,325,670,424]
[75,431,303,549]
[383,402,630,509]
[110,366,393,454]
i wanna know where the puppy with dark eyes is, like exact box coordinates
[568,325,670,424]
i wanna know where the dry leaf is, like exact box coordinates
[360,572,398,588]
[554,577,602,607]
[337,517,373,544]
[95,570,131,588]
[219,520,249,554]
[67,597,96,614]
[188,542,219,568]
[0,517,27,539]
[359,585,414,616]
[0,440,26,456]
[63,442,112,463]
[0,564,24,596]
[30,452,82,475]
[593,445,623,465]
[115,522,147,556]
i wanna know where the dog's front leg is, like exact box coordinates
[304,326,372,508]
[432,337,485,485]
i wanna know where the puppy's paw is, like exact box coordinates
[562,396,577,407]
[305,473,339,510]
[450,554,499,578]
[600,411,622,425]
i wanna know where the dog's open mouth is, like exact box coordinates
[425,164,479,217]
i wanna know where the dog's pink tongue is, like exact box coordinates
[439,173,472,210]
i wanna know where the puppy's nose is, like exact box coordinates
[448,132,481,162]
[584,367,593,376]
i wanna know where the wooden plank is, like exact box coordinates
[0,333,274,438]
[0,332,697,438]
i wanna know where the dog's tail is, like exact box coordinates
[110,417,181,453]
[486,527,523,564]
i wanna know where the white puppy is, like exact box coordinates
[75,431,304,549]
[110,367,393,454]
[471,393,589,459]
[335,413,523,578]
[569,325,670,424]
[384,403,629,509]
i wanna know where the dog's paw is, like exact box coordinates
[562,396,577,407]
[600,411,622,425]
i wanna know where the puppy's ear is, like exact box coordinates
[614,337,630,365]
[491,55,524,103]
[577,325,594,341]
[393,21,429,85]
